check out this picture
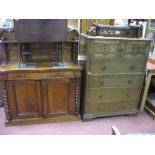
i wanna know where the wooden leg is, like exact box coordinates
[126,112,138,117]
[81,118,94,122]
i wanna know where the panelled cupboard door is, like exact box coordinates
[7,80,42,119]
[41,79,75,118]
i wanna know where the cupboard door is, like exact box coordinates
[7,80,42,119]
[42,79,75,118]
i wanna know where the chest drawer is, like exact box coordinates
[85,87,141,102]
[88,59,146,74]
[84,99,139,114]
[87,73,144,88]
[88,41,149,59]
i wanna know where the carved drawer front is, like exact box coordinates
[88,41,149,59]
[85,87,141,102]
[89,59,146,74]
[87,74,144,88]
[84,99,139,114]
[88,41,119,58]
[122,42,149,58]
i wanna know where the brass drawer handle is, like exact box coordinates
[130,65,136,70]
[125,93,129,97]
[97,107,102,111]
[101,66,106,71]
[100,80,104,86]
[99,95,103,99]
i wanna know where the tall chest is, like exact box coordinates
[79,33,151,120]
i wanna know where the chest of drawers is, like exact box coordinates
[79,33,151,120]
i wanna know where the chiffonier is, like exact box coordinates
[0,19,82,125]
[79,33,151,120]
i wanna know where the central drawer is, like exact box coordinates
[87,73,144,88]
[89,59,146,74]
[7,71,79,80]
[85,87,141,102]
[84,99,139,114]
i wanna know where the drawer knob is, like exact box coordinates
[97,107,102,111]
[128,80,132,84]
[99,95,103,99]
[125,93,129,97]
[100,80,104,86]
[101,66,106,71]
[130,65,136,70]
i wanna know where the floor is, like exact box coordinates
[0,107,155,135]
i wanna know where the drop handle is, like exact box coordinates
[97,107,102,111]
[130,65,136,70]
[100,80,104,86]
[125,93,129,97]
[101,66,106,71]
[99,95,103,100]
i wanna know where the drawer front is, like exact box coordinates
[88,41,118,58]
[84,99,139,114]
[7,71,81,80]
[87,74,144,88]
[89,59,146,74]
[85,87,141,102]
[88,40,149,59]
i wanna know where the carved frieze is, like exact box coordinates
[90,42,147,58]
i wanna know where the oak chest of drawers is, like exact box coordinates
[79,33,151,120]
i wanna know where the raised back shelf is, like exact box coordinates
[14,19,67,67]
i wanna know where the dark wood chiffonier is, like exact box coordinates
[79,33,151,120]
[0,19,82,125]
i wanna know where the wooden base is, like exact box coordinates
[145,105,155,120]
[82,110,138,121]
[5,115,80,126]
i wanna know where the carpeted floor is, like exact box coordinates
[0,107,155,135]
